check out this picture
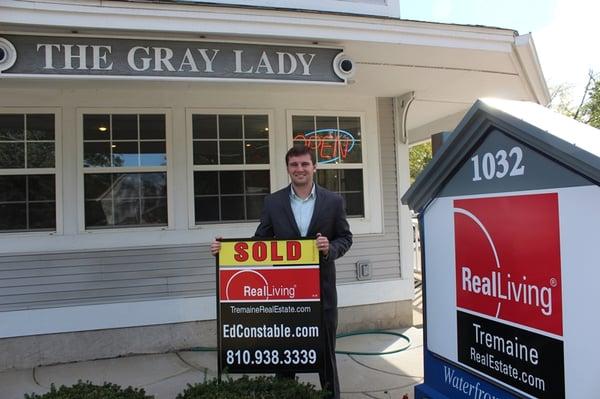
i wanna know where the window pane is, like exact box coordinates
[245,141,269,164]
[85,199,112,227]
[343,192,364,217]
[316,140,344,164]
[112,142,139,167]
[28,175,55,201]
[219,141,243,164]
[195,196,219,222]
[193,141,217,165]
[292,115,315,136]
[114,199,140,225]
[0,114,24,140]
[140,141,166,166]
[339,117,361,139]
[220,171,243,194]
[316,116,337,131]
[0,175,26,201]
[112,114,138,140]
[246,195,265,220]
[219,115,243,139]
[139,114,165,140]
[245,170,270,194]
[340,169,363,192]
[316,170,339,192]
[27,114,55,140]
[113,173,140,199]
[29,202,56,230]
[244,115,269,139]
[221,196,244,220]
[0,143,25,168]
[340,140,362,163]
[84,142,111,167]
[141,198,167,225]
[83,114,110,140]
[141,172,167,197]
[193,114,217,139]
[194,171,218,195]
[0,203,27,231]
[27,142,55,168]
[84,174,112,200]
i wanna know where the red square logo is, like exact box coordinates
[454,193,563,336]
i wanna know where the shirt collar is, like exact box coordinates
[290,183,316,201]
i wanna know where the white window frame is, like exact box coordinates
[286,109,383,235]
[76,108,174,233]
[0,107,63,236]
[186,108,275,237]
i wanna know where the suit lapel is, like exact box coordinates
[283,185,302,237]
[307,185,322,236]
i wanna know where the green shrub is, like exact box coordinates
[176,375,327,399]
[24,380,152,399]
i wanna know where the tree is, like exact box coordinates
[548,82,575,117]
[576,71,600,128]
[409,141,432,182]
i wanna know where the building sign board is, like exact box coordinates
[217,238,323,375]
[0,35,344,83]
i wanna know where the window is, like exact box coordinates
[190,112,271,224]
[0,112,57,232]
[82,113,168,229]
[291,115,364,217]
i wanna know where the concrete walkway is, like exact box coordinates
[0,326,423,399]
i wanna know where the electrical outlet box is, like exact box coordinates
[355,260,371,280]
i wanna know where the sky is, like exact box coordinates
[401,0,600,107]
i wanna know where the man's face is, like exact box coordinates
[287,153,316,187]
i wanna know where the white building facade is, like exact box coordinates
[0,0,549,369]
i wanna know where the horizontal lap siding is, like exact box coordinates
[335,97,401,283]
[0,245,216,312]
[0,97,401,312]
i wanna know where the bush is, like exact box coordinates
[176,375,327,399]
[24,380,151,399]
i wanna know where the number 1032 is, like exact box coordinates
[471,146,525,181]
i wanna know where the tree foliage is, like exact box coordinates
[550,71,600,129]
[409,141,432,182]
[577,72,600,128]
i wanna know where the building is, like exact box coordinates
[0,0,549,370]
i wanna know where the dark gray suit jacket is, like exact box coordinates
[254,184,353,311]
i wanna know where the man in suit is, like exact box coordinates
[211,145,352,399]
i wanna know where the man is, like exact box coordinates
[211,145,352,399]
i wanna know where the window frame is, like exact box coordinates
[77,108,173,233]
[286,109,382,235]
[186,108,275,232]
[0,107,63,236]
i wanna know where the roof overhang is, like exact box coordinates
[0,0,550,142]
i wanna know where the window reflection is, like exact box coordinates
[84,172,167,229]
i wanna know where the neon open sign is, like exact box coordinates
[293,129,356,163]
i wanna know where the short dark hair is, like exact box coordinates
[285,144,316,165]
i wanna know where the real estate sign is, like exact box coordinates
[217,238,322,375]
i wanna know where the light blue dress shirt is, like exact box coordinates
[289,184,316,237]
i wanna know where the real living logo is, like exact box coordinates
[220,267,320,302]
[453,193,564,336]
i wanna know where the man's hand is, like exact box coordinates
[316,233,329,256]
[210,236,222,256]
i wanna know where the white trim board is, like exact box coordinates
[0,278,412,338]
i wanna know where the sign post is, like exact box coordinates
[216,238,323,377]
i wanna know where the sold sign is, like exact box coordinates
[219,239,319,266]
